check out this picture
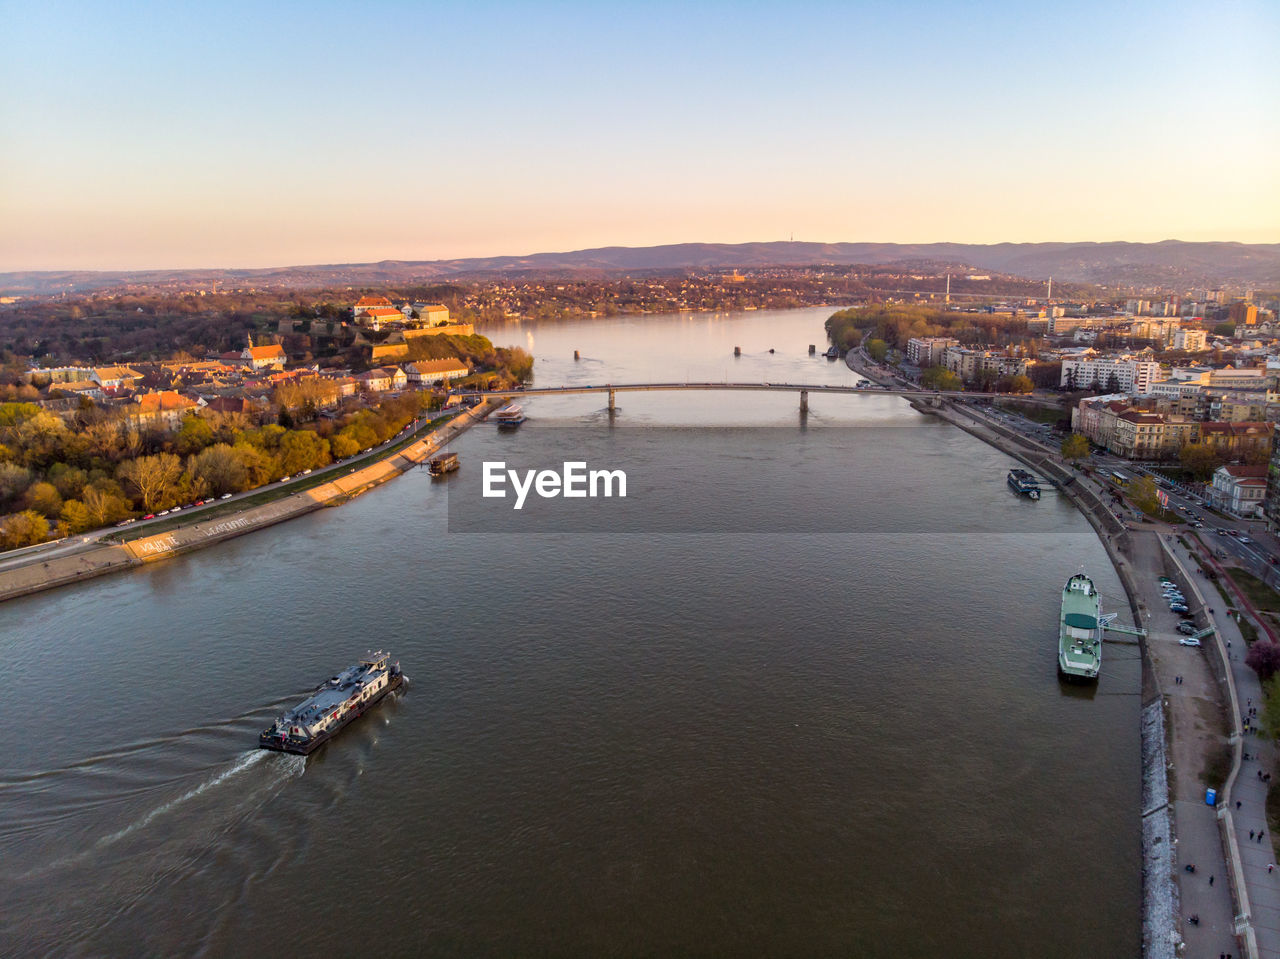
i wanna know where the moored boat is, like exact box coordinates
[428,451,459,476]
[1007,468,1041,500]
[259,652,403,755]
[1059,573,1101,682]
[494,404,526,427]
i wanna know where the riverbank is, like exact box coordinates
[0,398,505,604]
[844,348,1256,957]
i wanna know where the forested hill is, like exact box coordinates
[4,239,1278,296]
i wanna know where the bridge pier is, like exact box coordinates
[799,390,808,414]
[608,388,616,414]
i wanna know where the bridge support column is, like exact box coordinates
[799,390,809,415]
[608,388,616,414]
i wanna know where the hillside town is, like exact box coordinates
[0,300,531,549]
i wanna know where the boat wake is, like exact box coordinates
[12,750,304,882]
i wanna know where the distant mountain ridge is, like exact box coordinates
[4,239,1278,295]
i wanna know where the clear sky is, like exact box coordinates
[2,0,1277,271]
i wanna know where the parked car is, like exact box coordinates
[220,493,233,499]
[1177,621,1198,635]
[1179,637,1202,648]
[1170,603,1190,614]
[143,513,155,520]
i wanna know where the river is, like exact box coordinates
[0,307,1139,957]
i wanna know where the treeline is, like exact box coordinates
[825,305,1038,354]
[0,393,437,550]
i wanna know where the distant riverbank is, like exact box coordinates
[0,398,504,604]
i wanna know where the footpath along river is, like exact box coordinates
[0,306,1139,957]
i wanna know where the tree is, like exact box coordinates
[866,338,888,363]
[1247,642,1280,683]
[330,433,360,459]
[1061,433,1090,462]
[1105,373,1121,394]
[0,509,50,550]
[23,481,62,518]
[1130,476,1160,515]
[175,415,215,456]
[1180,443,1223,482]
[279,430,331,476]
[1009,375,1033,394]
[117,452,183,511]
[58,499,92,535]
[188,443,249,495]
[921,366,961,391]
[82,484,133,526]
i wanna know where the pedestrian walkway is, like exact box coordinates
[1132,531,1240,955]
[1171,536,1280,958]
[1207,565,1280,957]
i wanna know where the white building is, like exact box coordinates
[404,358,470,386]
[1060,357,1161,395]
[1172,328,1207,352]
[905,337,958,367]
[1209,465,1268,517]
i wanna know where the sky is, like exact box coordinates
[1,0,1277,271]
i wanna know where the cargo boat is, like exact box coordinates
[1007,468,1041,500]
[259,652,403,755]
[494,404,526,428]
[1058,573,1101,682]
[428,451,459,476]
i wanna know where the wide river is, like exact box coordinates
[0,307,1139,957]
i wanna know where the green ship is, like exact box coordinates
[1059,572,1101,681]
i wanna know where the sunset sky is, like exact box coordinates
[2,0,1277,271]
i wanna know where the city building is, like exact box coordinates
[242,345,287,370]
[353,295,395,318]
[91,365,144,392]
[905,336,958,367]
[1199,422,1273,461]
[941,347,1028,382]
[1172,328,1207,352]
[1209,465,1268,517]
[404,358,471,386]
[1060,357,1161,394]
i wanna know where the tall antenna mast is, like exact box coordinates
[1047,276,1053,301]
[945,273,951,305]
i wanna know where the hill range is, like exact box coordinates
[3,239,1278,296]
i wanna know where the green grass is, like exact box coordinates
[995,401,1064,425]
[1224,568,1280,613]
[1202,741,1233,792]
[1269,779,1280,838]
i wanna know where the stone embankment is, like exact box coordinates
[0,399,503,604]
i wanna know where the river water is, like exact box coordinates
[0,307,1139,957]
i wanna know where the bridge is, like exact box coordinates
[454,382,1022,414]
